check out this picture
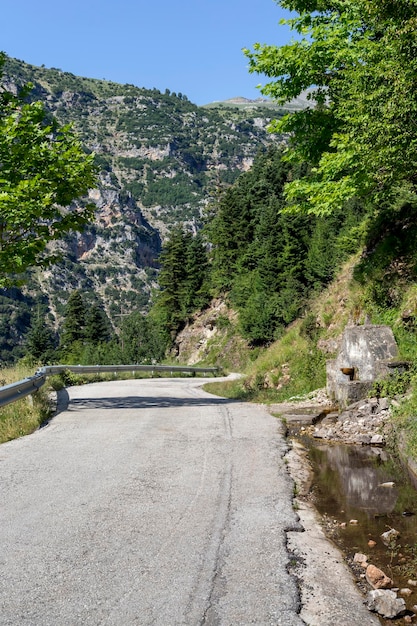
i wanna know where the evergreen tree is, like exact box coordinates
[84,304,111,343]
[120,312,166,364]
[25,314,56,363]
[156,226,189,331]
[205,146,361,344]
[60,290,87,347]
[184,232,210,313]
[151,226,211,344]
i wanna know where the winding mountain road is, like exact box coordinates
[0,377,304,625]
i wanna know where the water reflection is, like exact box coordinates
[314,445,398,517]
[299,438,417,619]
[304,438,417,545]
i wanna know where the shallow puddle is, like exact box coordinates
[296,435,417,620]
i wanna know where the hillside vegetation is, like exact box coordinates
[151,0,417,459]
[2,1,417,460]
[0,56,291,363]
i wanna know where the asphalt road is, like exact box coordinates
[0,377,304,625]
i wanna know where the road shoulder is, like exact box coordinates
[286,442,381,625]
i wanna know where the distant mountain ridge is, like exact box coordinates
[0,57,285,361]
[204,91,313,111]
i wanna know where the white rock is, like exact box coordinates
[366,589,406,618]
[353,552,368,567]
[400,588,413,596]
[370,435,385,445]
[381,528,400,545]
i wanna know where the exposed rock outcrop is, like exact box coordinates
[2,56,284,339]
[171,299,246,366]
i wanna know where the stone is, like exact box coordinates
[326,325,399,408]
[366,589,407,618]
[357,434,371,445]
[366,564,393,589]
[400,588,413,596]
[282,412,322,425]
[378,397,390,411]
[353,552,368,567]
[370,434,385,445]
[313,429,328,439]
[408,580,417,587]
[349,519,359,525]
[381,528,400,546]
[320,413,338,425]
[301,393,394,446]
[368,540,377,548]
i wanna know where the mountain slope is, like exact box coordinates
[1,57,286,358]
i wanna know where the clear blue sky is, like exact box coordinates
[1,0,293,105]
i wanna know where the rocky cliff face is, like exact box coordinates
[170,298,251,370]
[1,57,286,352]
[37,173,162,326]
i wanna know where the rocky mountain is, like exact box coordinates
[204,94,312,111]
[1,57,288,361]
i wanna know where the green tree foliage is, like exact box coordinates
[0,288,32,363]
[184,232,211,312]
[25,313,56,364]
[206,147,365,344]
[84,304,112,343]
[119,312,166,364]
[0,53,97,283]
[208,148,307,342]
[152,226,210,339]
[244,0,417,215]
[60,290,87,348]
[59,290,116,364]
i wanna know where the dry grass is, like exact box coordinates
[0,364,54,444]
[310,253,365,334]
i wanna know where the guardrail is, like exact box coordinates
[0,364,220,409]
[0,372,47,409]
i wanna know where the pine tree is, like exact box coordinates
[154,226,190,333]
[60,291,87,347]
[184,232,210,313]
[25,314,56,363]
[84,304,111,344]
[120,312,166,364]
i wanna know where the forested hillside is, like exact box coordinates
[152,0,417,411]
[0,56,288,363]
[152,146,366,347]
[2,0,417,382]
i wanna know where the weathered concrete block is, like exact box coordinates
[326,325,398,407]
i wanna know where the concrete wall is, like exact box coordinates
[327,325,399,407]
